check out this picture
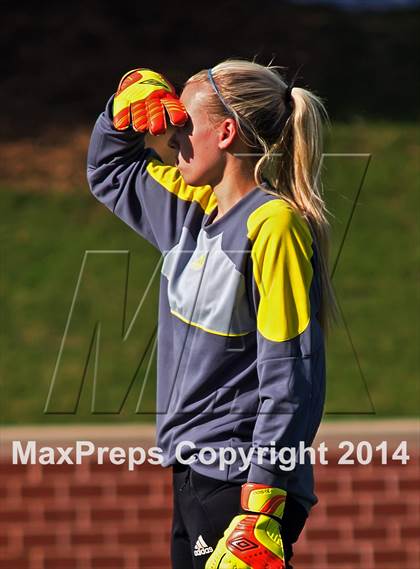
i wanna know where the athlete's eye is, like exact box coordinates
[180,116,192,132]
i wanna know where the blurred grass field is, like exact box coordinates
[1,121,419,425]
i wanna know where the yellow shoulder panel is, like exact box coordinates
[146,159,217,214]
[247,199,314,342]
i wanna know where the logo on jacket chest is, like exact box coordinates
[191,253,207,270]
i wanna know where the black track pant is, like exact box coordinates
[171,463,308,569]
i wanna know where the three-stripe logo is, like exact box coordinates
[194,535,214,557]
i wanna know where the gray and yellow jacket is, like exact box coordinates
[87,97,326,513]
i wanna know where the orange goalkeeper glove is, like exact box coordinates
[205,483,287,569]
[112,68,188,135]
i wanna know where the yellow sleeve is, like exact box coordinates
[247,199,314,343]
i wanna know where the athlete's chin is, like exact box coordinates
[178,166,207,187]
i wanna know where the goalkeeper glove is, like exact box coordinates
[112,68,188,135]
[205,483,287,569]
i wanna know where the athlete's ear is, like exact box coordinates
[217,118,238,150]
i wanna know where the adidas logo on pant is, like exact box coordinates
[194,535,214,557]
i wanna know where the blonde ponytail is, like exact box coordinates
[186,60,339,336]
[259,86,339,335]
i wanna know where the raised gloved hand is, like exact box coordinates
[205,483,287,569]
[112,68,188,135]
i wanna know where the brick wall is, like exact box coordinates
[1,421,418,569]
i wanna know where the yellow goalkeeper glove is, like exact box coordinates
[205,483,287,569]
[112,68,188,135]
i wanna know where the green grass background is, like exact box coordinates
[2,122,419,425]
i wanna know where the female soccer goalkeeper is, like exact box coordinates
[87,59,337,569]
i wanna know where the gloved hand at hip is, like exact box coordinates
[205,483,287,569]
[113,68,188,135]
